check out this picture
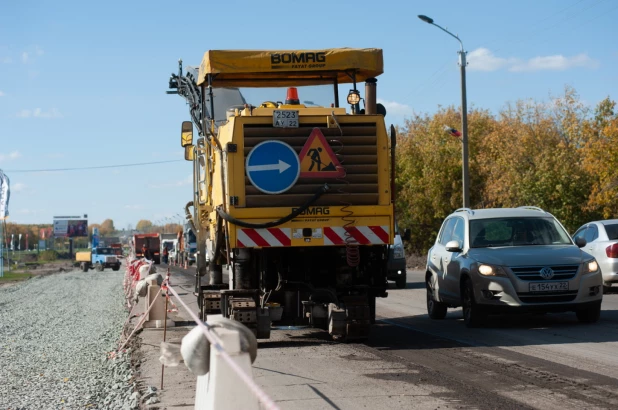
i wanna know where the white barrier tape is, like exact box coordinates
[165,281,280,410]
[117,286,164,352]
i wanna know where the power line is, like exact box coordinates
[5,159,184,173]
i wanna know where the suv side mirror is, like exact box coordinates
[402,228,411,241]
[445,240,463,252]
[574,237,587,248]
[181,121,194,147]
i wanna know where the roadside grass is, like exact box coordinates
[0,271,33,282]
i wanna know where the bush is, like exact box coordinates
[38,250,59,262]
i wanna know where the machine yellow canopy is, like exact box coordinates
[197,48,383,87]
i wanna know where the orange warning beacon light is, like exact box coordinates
[285,87,300,105]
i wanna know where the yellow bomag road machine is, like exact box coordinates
[167,48,396,341]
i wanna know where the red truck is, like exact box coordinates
[133,233,161,264]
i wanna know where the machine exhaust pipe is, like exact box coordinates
[365,78,377,115]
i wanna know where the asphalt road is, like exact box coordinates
[163,265,618,409]
[375,270,618,409]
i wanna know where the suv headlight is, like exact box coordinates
[478,263,507,277]
[393,243,404,259]
[584,259,599,274]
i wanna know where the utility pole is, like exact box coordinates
[418,14,470,208]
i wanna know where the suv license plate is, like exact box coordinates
[273,110,299,128]
[529,282,568,292]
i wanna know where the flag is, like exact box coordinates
[444,125,462,137]
[0,170,9,219]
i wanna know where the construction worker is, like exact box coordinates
[141,244,152,260]
[162,246,169,264]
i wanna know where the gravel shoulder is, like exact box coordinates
[0,268,142,409]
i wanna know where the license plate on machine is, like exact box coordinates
[529,282,568,292]
[273,110,299,128]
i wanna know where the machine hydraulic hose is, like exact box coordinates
[216,184,330,229]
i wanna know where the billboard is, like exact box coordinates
[53,215,88,238]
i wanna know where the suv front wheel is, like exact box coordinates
[576,301,601,323]
[462,278,487,328]
[426,276,448,319]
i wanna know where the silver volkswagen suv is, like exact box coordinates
[426,207,603,327]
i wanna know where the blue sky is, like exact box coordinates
[1,0,616,229]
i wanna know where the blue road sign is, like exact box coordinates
[246,140,300,194]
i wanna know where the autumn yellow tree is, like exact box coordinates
[99,219,115,236]
[581,97,618,218]
[136,220,153,232]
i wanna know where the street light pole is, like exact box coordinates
[418,14,470,208]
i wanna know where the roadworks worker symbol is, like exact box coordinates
[299,128,344,178]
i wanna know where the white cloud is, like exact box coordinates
[510,53,599,72]
[0,91,5,97]
[21,46,43,64]
[1,57,12,64]
[0,151,21,162]
[467,48,599,73]
[377,99,413,117]
[16,208,42,215]
[12,183,26,192]
[16,108,63,119]
[468,48,516,72]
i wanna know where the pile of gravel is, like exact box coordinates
[0,269,153,409]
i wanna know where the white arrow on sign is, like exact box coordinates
[246,159,291,174]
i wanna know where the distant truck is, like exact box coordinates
[110,243,123,257]
[76,248,121,272]
[161,233,178,264]
[133,233,161,264]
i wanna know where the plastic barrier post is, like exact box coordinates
[143,278,175,328]
[194,326,259,410]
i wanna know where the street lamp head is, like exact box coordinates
[418,15,434,24]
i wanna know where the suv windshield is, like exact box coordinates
[470,217,572,248]
[97,248,114,255]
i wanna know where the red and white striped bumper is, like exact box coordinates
[236,226,390,247]
[323,226,389,245]
[237,228,291,248]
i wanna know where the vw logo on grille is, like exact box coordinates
[540,267,554,280]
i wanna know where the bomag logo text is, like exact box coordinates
[271,52,326,69]
[292,207,330,216]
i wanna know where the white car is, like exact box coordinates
[573,220,618,293]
